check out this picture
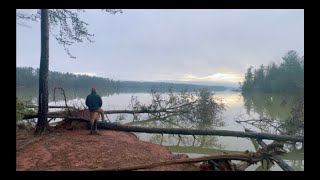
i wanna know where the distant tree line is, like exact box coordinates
[240,50,304,94]
[16,67,121,92]
[16,67,227,95]
[119,81,226,93]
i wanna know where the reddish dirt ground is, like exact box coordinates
[16,126,199,171]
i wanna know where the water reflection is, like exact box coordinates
[128,114,224,148]
[241,92,304,138]
[130,115,303,170]
[16,87,121,103]
[242,92,293,120]
[240,92,304,171]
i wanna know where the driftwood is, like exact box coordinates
[245,128,295,171]
[67,143,285,171]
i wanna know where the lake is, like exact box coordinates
[17,89,304,171]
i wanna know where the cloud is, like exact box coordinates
[178,72,244,84]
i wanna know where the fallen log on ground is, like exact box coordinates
[166,145,303,160]
[37,116,304,142]
[22,109,185,119]
[67,142,285,171]
[33,109,183,115]
[245,128,295,171]
[26,105,75,109]
[98,120,303,143]
[104,109,187,114]
[23,114,67,119]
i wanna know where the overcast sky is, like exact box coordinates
[16,9,304,87]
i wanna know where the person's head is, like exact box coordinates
[91,87,96,94]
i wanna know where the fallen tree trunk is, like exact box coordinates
[39,116,304,142]
[22,114,304,142]
[103,109,187,114]
[98,120,303,143]
[166,145,303,160]
[67,153,263,171]
[25,106,185,114]
[22,109,185,119]
[26,105,75,109]
[23,113,66,119]
[68,142,285,171]
[245,128,295,171]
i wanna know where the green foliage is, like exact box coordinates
[240,62,304,136]
[16,98,36,122]
[241,50,304,94]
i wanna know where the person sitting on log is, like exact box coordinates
[85,87,105,135]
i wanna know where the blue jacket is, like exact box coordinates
[85,91,102,112]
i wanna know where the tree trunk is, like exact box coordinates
[26,105,74,109]
[96,121,304,142]
[103,109,186,114]
[25,112,304,142]
[67,153,262,171]
[35,9,49,135]
[24,108,184,118]
[43,117,303,142]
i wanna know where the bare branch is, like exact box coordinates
[53,87,71,116]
